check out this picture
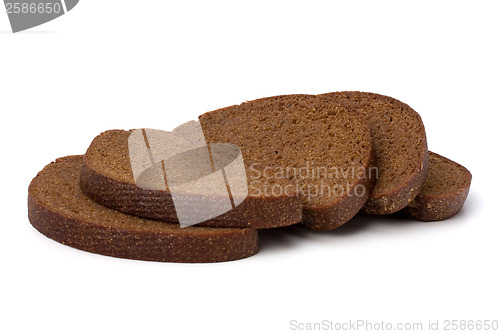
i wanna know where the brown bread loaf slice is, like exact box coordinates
[80,130,302,229]
[199,94,375,230]
[319,91,429,215]
[28,156,259,263]
[401,152,472,221]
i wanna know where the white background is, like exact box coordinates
[1,1,498,333]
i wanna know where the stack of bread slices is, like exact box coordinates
[28,92,472,263]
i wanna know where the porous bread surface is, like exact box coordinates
[81,130,302,229]
[319,91,429,214]
[402,152,472,221]
[199,94,374,230]
[28,155,259,263]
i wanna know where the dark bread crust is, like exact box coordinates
[319,91,429,215]
[301,167,375,229]
[80,130,302,229]
[28,156,259,263]
[401,152,472,221]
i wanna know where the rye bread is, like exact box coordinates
[319,91,429,215]
[401,152,472,221]
[80,130,302,229]
[199,94,375,230]
[28,156,259,263]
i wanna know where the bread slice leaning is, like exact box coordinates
[28,156,259,263]
[319,91,429,215]
[199,94,375,230]
[80,130,302,229]
[401,152,472,221]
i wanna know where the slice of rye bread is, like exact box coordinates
[400,152,472,221]
[80,130,302,229]
[28,156,259,263]
[319,91,429,215]
[199,94,375,230]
